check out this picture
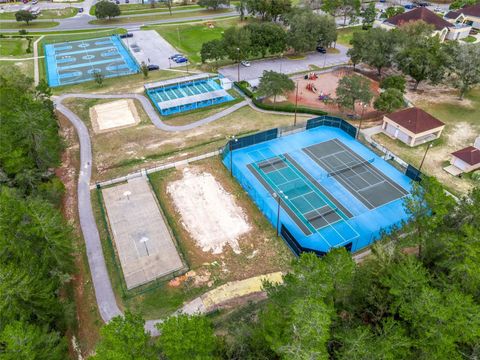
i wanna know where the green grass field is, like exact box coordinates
[89,9,232,25]
[336,25,364,47]
[155,18,240,63]
[0,60,34,78]
[0,7,77,20]
[0,37,28,56]
[0,21,59,29]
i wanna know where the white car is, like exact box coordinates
[241,60,251,67]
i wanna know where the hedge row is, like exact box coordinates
[234,81,327,116]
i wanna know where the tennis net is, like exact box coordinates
[327,158,374,177]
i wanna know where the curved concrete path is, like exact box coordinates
[56,93,248,132]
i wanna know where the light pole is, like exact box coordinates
[228,136,237,176]
[273,191,287,237]
[279,53,284,73]
[356,103,367,139]
[418,143,433,173]
[294,80,299,126]
[236,47,240,82]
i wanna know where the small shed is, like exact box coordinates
[450,146,480,174]
[382,107,445,147]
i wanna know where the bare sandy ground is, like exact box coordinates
[90,99,140,133]
[167,168,251,254]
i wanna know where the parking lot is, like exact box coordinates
[121,30,185,70]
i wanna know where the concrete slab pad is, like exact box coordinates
[102,177,185,289]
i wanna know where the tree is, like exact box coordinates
[140,62,149,78]
[301,0,323,10]
[93,70,104,86]
[236,0,247,21]
[15,10,37,25]
[157,314,218,360]
[164,0,172,15]
[95,0,121,19]
[198,0,230,10]
[246,0,291,21]
[245,22,286,58]
[380,75,406,93]
[383,6,404,19]
[257,70,295,103]
[0,321,66,360]
[396,36,448,90]
[347,28,400,76]
[449,0,478,10]
[374,88,405,113]
[449,43,480,99]
[336,74,374,111]
[0,66,62,193]
[92,311,155,360]
[222,26,251,62]
[322,0,361,26]
[362,3,376,29]
[286,9,337,53]
[200,39,225,67]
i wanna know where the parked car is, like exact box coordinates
[169,54,183,60]
[241,60,251,67]
[174,56,188,63]
[147,64,159,71]
[78,7,83,12]
[379,0,386,3]
[115,0,120,4]
[316,46,327,53]
[125,0,129,3]
[404,4,416,9]
[417,1,430,6]
[120,33,133,38]
[32,0,38,4]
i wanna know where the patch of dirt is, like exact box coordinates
[405,85,473,108]
[167,167,251,254]
[155,160,293,288]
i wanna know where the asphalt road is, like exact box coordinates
[219,44,350,82]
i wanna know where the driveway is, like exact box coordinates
[218,44,349,82]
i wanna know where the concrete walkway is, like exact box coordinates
[56,93,248,132]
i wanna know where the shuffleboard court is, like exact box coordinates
[44,36,139,87]
[303,139,408,209]
[102,177,184,290]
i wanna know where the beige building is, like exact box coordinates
[382,107,445,147]
[445,4,480,30]
[379,7,471,42]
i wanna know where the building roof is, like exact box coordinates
[444,10,461,19]
[459,3,480,17]
[386,107,445,134]
[386,7,453,31]
[451,146,480,166]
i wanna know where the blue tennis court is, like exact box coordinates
[223,117,413,255]
[44,36,139,87]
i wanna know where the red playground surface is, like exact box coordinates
[285,68,381,118]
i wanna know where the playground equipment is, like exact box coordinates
[318,92,332,101]
[306,83,317,93]
[205,21,215,28]
[304,72,318,80]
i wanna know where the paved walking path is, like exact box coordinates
[56,93,248,132]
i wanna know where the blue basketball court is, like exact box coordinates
[44,36,139,87]
[223,117,413,255]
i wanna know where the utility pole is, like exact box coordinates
[294,80,299,126]
[418,143,433,173]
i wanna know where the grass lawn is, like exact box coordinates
[461,35,477,43]
[372,87,480,195]
[336,25,364,47]
[0,37,28,56]
[0,21,59,29]
[62,98,311,181]
[89,9,232,25]
[0,7,77,20]
[0,60,34,78]
[155,18,240,63]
